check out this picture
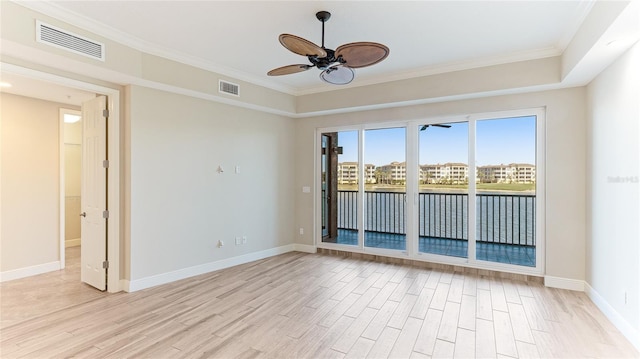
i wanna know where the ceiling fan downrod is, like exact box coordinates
[316,11,331,48]
[311,11,341,70]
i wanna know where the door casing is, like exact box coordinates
[4,62,123,293]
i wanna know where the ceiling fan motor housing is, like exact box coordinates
[309,48,343,70]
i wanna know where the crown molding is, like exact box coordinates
[12,0,580,99]
[555,0,597,50]
[295,46,562,96]
[13,0,298,95]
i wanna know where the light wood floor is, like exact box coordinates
[1,248,638,358]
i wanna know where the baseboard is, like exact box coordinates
[544,275,585,291]
[121,279,131,292]
[65,238,81,247]
[127,244,299,292]
[585,282,640,352]
[0,261,61,282]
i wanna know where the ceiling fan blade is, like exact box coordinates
[319,65,354,85]
[279,34,327,57]
[420,124,452,131]
[267,64,312,76]
[335,42,389,68]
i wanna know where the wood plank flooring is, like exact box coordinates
[1,248,638,358]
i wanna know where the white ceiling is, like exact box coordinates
[16,0,595,95]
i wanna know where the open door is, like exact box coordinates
[321,133,339,242]
[80,95,108,290]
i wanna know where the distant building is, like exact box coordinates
[512,163,536,183]
[477,163,535,183]
[338,162,376,184]
[338,161,535,185]
[364,164,376,183]
[337,162,358,184]
[377,161,406,184]
[420,163,469,184]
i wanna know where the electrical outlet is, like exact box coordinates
[624,291,628,305]
[235,237,242,245]
[299,228,304,235]
[242,236,247,244]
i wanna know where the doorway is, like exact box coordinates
[60,109,82,277]
[321,133,338,242]
[2,62,122,292]
[320,130,360,246]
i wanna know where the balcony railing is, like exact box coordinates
[337,190,535,246]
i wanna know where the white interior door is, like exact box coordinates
[80,95,108,290]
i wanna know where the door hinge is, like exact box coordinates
[103,109,109,118]
[102,260,109,269]
[103,210,109,219]
[103,160,109,168]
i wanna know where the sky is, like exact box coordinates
[337,116,536,166]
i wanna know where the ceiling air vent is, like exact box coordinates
[36,20,105,61]
[219,80,239,96]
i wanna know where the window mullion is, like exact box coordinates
[358,129,365,250]
[468,117,477,262]
[406,123,418,257]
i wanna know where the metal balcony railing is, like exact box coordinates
[337,190,535,247]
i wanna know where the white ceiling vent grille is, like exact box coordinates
[219,80,240,96]
[36,20,105,61]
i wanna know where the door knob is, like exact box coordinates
[80,212,86,217]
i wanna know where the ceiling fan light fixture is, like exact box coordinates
[268,11,388,85]
[320,66,354,85]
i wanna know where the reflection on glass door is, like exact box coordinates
[476,116,536,267]
[321,131,359,245]
[364,127,406,250]
[418,122,469,258]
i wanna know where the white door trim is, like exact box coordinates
[3,62,122,293]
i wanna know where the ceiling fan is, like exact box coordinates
[267,11,389,85]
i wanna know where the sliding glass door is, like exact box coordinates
[475,116,537,267]
[418,121,469,258]
[318,109,542,272]
[364,127,407,251]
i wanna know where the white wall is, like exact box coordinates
[586,42,639,344]
[0,93,67,275]
[294,87,587,282]
[126,85,296,285]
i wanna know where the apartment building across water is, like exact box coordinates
[337,162,536,184]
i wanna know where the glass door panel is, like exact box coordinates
[364,128,406,250]
[476,116,536,267]
[418,122,469,258]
